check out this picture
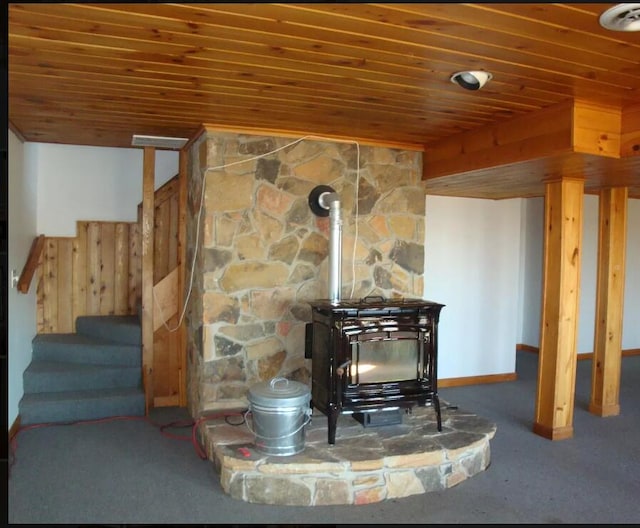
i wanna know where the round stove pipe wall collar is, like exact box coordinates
[308,185,336,217]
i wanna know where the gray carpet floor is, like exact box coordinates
[7,351,640,524]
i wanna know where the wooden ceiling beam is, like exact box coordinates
[422,99,630,182]
[423,100,573,180]
[621,103,640,158]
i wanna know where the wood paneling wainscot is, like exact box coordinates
[36,221,141,333]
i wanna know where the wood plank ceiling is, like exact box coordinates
[8,3,640,198]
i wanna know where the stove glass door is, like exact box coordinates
[349,330,424,384]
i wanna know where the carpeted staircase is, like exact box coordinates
[19,315,145,425]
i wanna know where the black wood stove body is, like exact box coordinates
[305,297,444,444]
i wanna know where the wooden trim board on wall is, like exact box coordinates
[516,343,640,359]
[443,344,640,390]
[439,372,517,388]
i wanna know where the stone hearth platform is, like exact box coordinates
[199,402,496,506]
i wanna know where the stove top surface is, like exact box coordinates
[308,297,444,311]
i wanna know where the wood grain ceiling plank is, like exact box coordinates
[142,2,640,99]
[12,115,194,135]
[271,3,640,89]
[10,3,638,97]
[9,37,563,117]
[7,90,466,144]
[6,61,504,127]
[8,61,521,128]
[7,41,485,104]
[7,89,478,138]
[7,108,202,132]
[10,4,447,74]
[10,1,468,77]
[12,5,497,86]
[8,41,560,132]
[479,3,640,57]
[9,26,483,101]
[386,3,640,66]
[11,108,426,150]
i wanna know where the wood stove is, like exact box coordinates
[305,296,444,444]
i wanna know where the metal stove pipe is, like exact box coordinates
[326,196,342,304]
[308,185,342,304]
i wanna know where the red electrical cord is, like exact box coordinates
[8,410,247,474]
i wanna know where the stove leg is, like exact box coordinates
[328,407,339,444]
[434,395,442,432]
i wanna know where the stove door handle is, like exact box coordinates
[336,359,351,377]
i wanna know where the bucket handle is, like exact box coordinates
[270,377,290,391]
[244,407,312,441]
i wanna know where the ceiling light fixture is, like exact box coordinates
[131,135,188,149]
[599,3,640,31]
[450,71,493,91]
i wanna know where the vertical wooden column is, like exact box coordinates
[177,148,188,407]
[141,147,155,413]
[534,177,584,440]
[590,186,628,417]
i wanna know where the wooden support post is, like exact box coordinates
[142,147,155,414]
[590,187,628,417]
[177,149,188,407]
[534,177,584,440]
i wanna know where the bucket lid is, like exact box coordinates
[248,377,310,407]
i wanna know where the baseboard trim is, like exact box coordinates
[440,372,517,388]
[9,415,21,441]
[516,343,539,353]
[516,344,640,359]
[449,345,640,389]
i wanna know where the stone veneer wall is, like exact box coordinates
[186,129,426,416]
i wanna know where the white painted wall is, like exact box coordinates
[8,130,38,428]
[579,194,599,353]
[517,195,640,353]
[424,196,522,379]
[7,140,179,427]
[35,143,178,236]
[623,199,640,349]
[518,197,544,347]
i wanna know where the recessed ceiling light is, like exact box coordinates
[450,71,493,91]
[599,3,640,32]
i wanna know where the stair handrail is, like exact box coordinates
[17,234,45,294]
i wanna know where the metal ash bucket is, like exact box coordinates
[246,377,311,456]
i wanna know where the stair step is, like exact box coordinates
[32,333,141,367]
[23,360,141,393]
[76,315,141,345]
[19,387,145,425]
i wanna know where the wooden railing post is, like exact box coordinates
[177,148,188,407]
[141,147,155,414]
